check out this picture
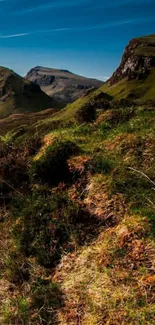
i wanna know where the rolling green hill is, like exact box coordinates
[0,66,59,118]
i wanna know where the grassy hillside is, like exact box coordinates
[134,34,155,57]
[60,35,155,114]
[0,97,154,324]
[105,34,155,101]
[102,68,155,101]
[0,67,59,118]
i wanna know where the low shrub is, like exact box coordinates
[90,155,114,174]
[112,98,136,109]
[75,104,96,123]
[30,279,62,324]
[12,188,81,266]
[30,140,79,185]
[12,183,101,267]
[0,142,29,203]
[0,135,41,203]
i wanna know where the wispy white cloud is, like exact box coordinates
[13,0,154,15]
[0,33,30,38]
[0,16,154,39]
[40,28,72,32]
[16,0,89,14]
[35,17,155,34]
[75,20,135,30]
[89,0,154,11]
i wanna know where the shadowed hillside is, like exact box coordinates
[0,66,60,119]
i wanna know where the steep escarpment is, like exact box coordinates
[25,66,103,103]
[109,34,155,85]
[59,35,155,115]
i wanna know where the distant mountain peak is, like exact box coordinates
[25,66,103,103]
[29,66,71,74]
[60,69,72,74]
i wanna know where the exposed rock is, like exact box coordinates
[109,36,155,85]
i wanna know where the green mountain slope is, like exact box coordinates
[102,67,155,101]
[63,34,155,113]
[103,34,155,101]
[133,34,155,57]
[0,66,59,118]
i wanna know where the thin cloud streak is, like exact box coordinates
[88,0,153,11]
[15,0,90,14]
[32,17,155,34]
[0,16,154,39]
[0,33,30,38]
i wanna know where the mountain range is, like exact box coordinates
[25,66,103,104]
[0,34,155,119]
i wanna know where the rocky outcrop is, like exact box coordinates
[109,36,155,85]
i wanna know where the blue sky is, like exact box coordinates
[0,0,154,79]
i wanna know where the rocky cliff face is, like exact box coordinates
[109,35,155,85]
[25,66,103,103]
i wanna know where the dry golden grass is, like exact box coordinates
[33,133,58,161]
[84,174,127,225]
[54,214,155,325]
